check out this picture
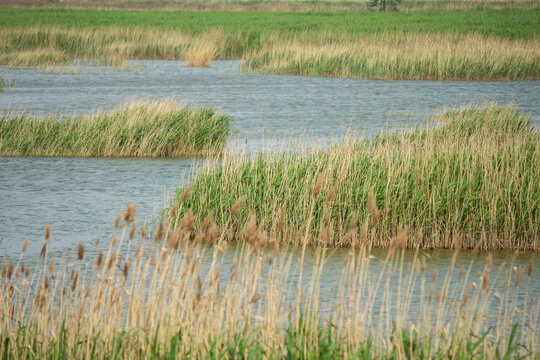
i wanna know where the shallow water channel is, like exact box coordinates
[0,61,538,334]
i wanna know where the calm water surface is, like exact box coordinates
[0,61,538,320]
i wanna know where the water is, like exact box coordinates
[1,61,539,151]
[0,61,538,331]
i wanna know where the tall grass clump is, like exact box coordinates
[0,99,230,157]
[0,205,537,358]
[170,105,539,250]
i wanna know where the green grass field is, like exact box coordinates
[1,8,538,38]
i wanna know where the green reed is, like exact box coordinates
[0,99,230,157]
[171,105,539,250]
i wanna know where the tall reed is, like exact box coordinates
[170,105,539,250]
[243,32,540,80]
[0,205,537,358]
[0,99,230,157]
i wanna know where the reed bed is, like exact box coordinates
[0,8,538,80]
[0,99,230,157]
[243,32,540,80]
[0,204,537,359]
[169,105,539,250]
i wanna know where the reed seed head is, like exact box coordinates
[231,195,246,217]
[71,271,79,292]
[240,214,258,243]
[77,242,85,260]
[124,202,137,225]
[182,183,194,203]
[49,257,57,274]
[201,211,213,232]
[107,254,116,271]
[312,175,324,198]
[170,228,182,250]
[5,259,13,280]
[208,223,220,244]
[154,222,165,242]
[96,249,103,269]
[390,226,407,250]
[22,238,29,254]
[44,224,50,243]
[325,186,336,203]
[39,243,47,259]
[122,262,129,280]
[114,212,122,229]
[129,223,137,240]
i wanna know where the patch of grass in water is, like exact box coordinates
[0,98,230,158]
[170,104,539,250]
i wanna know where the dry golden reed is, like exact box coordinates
[0,204,537,359]
[1,25,537,80]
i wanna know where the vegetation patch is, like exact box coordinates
[242,32,540,80]
[0,210,537,358]
[0,99,230,157]
[170,105,539,250]
[0,8,538,80]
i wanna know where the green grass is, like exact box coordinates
[0,320,531,359]
[170,105,540,250]
[0,99,230,157]
[0,8,538,38]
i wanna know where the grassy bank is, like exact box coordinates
[0,8,538,80]
[0,99,230,157]
[169,105,539,250]
[0,212,537,358]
